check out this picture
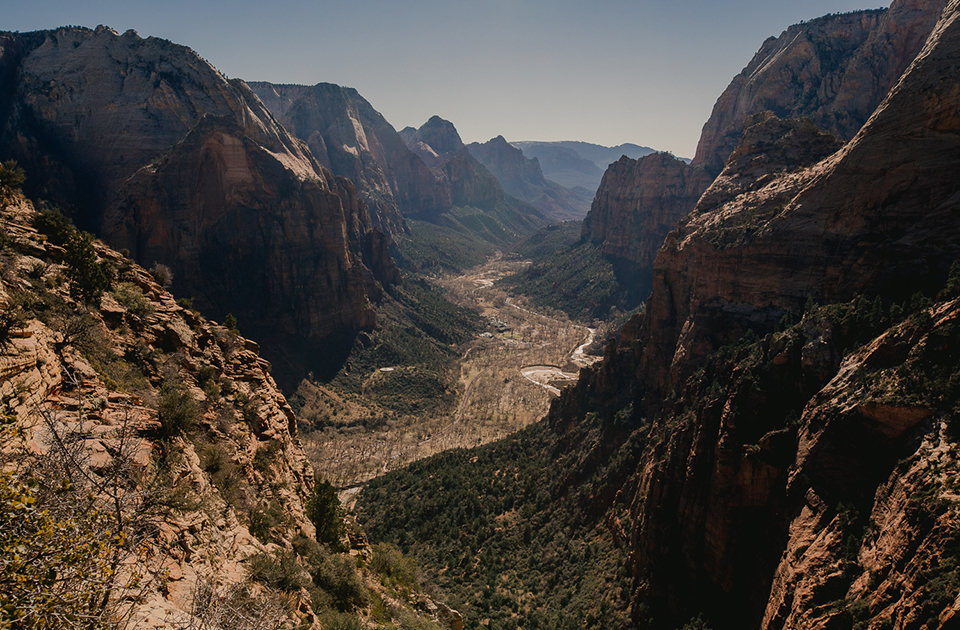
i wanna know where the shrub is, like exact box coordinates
[306,480,346,551]
[317,611,364,630]
[224,312,238,332]
[371,542,418,589]
[31,207,75,247]
[0,297,27,347]
[157,383,200,438]
[149,263,173,289]
[309,550,369,611]
[112,282,154,318]
[248,501,289,544]
[64,232,109,306]
[0,160,25,192]
[246,549,310,593]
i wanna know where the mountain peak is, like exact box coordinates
[406,116,465,162]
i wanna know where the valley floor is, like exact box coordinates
[301,255,602,492]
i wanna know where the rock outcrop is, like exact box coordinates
[400,116,466,168]
[248,82,447,238]
[0,27,398,390]
[467,136,592,221]
[542,1,960,627]
[643,0,960,395]
[0,193,460,630]
[399,117,547,245]
[579,152,712,298]
[692,0,948,176]
[0,195,316,626]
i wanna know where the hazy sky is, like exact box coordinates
[9,1,887,157]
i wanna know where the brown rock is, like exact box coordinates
[0,27,399,391]
[692,0,947,175]
[467,136,591,221]
[248,82,449,238]
[580,152,712,297]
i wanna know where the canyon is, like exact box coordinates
[1,0,960,628]
[0,26,398,391]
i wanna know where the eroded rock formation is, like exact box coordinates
[544,1,960,627]
[248,82,447,237]
[399,117,547,243]
[467,136,591,221]
[692,0,948,176]
[0,27,398,390]
[580,152,712,297]
[0,194,460,630]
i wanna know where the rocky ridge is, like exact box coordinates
[692,0,949,176]
[247,81,447,238]
[544,1,960,627]
[580,152,713,296]
[0,27,397,391]
[0,191,460,629]
[398,117,547,247]
[466,136,592,222]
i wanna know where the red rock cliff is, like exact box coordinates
[579,152,712,294]
[248,82,448,238]
[545,2,960,627]
[0,27,398,391]
[692,0,948,176]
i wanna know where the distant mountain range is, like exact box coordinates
[510,140,656,191]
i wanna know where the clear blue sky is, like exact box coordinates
[9,1,887,158]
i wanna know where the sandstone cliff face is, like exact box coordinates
[248,82,448,237]
[542,2,960,628]
[579,152,712,296]
[400,116,466,168]
[0,194,461,630]
[643,0,960,396]
[466,136,591,221]
[0,196,316,626]
[0,26,255,221]
[100,113,399,390]
[692,0,948,176]
[0,27,398,391]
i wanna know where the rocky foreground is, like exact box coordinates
[0,189,459,629]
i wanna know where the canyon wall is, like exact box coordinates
[692,0,949,176]
[248,81,448,237]
[0,27,397,390]
[580,152,712,296]
[545,1,960,627]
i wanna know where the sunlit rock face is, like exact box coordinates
[249,81,451,238]
[545,1,960,627]
[692,0,948,176]
[0,26,398,389]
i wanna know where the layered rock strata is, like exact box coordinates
[0,27,397,389]
[545,1,960,627]
[692,0,949,175]
[580,152,712,296]
[248,81,447,237]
